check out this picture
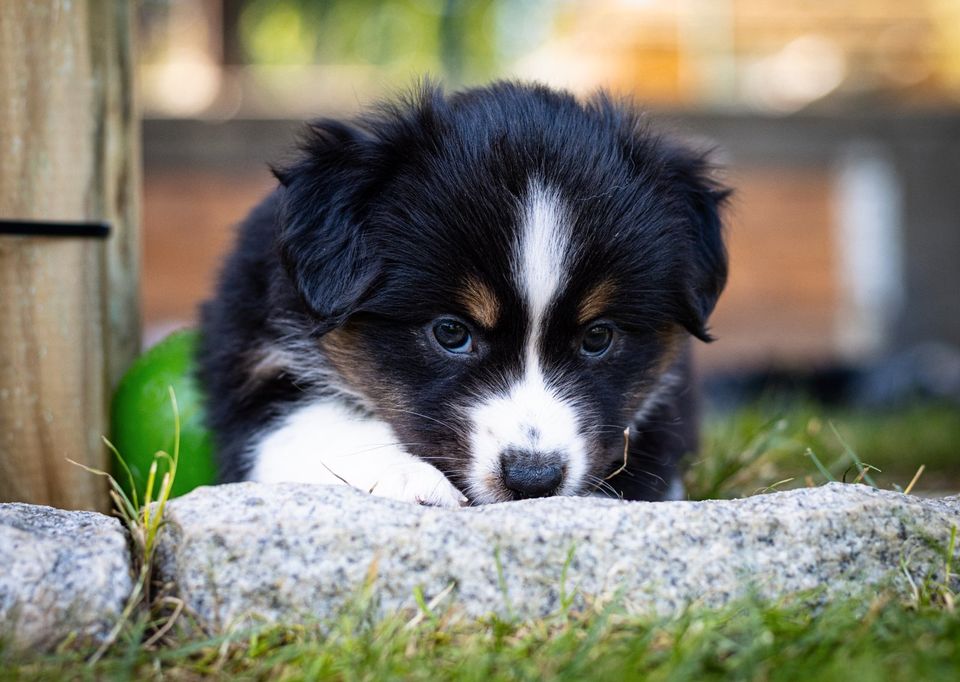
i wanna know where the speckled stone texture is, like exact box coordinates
[155,482,959,632]
[0,504,134,649]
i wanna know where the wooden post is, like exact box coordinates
[0,1,139,511]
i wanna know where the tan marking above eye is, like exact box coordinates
[577,278,617,325]
[460,276,500,328]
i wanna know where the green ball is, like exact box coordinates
[110,329,217,503]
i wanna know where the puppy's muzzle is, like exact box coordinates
[500,447,565,499]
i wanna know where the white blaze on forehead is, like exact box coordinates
[517,181,569,337]
[465,180,588,503]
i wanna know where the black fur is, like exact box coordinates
[197,81,728,501]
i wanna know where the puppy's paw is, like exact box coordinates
[368,459,468,508]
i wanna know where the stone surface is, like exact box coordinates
[155,482,959,631]
[0,504,134,650]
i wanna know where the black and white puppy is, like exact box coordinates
[198,81,728,506]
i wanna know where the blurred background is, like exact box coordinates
[139,0,960,492]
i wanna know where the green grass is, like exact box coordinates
[686,399,960,500]
[2,589,958,680]
[2,399,958,680]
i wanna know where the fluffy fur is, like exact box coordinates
[197,81,728,506]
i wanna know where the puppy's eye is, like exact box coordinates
[433,319,473,354]
[581,324,614,357]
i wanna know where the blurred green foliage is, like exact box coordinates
[238,0,528,83]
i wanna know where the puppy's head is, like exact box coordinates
[273,82,727,503]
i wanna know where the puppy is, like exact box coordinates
[197,81,728,506]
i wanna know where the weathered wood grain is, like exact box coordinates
[0,1,139,511]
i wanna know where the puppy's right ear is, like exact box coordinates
[274,120,381,333]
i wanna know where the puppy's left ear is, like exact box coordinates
[666,148,730,342]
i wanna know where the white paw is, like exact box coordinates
[247,401,468,507]
[367,459,468,508]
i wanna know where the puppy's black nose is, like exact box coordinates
[500,450,564,498]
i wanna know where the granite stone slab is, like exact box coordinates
[154,482,960,632]
[0,504,134,650]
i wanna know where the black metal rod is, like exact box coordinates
[0,220,110,238]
